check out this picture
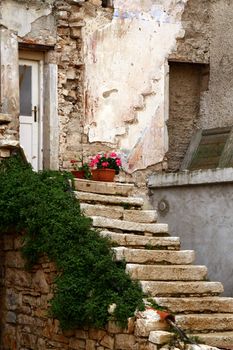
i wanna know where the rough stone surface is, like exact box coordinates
[153,297,233,313]
[126,264,207,281]
[92,217,168,234]
[135,319,168,337]
[190,332,233,348]
[113,248,195,265]
[123,210,158,223]
[100,231,180,249]
[140,281,224,297]
[176,314,233,331]
[149,331,174,345]
[75,191,144,207]
[74,179,134,196]
[81,203,124,220]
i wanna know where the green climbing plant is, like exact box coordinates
[0,155,144,330]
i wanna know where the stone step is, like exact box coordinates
[92,217,168,235]
[75,191,143,208]
[100,231,180,250]
[81,204,158,223]
[74,179,134,196]
[150,297,233,313]
[126,264,207,281]
[123,209,157,223]
[190,332,233,348]
[141,281,224,297]
[175,314,233,332]
[113,247,195,264]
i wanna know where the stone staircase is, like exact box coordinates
[74,179,233,349]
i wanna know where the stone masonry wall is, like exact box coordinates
[0,231,159,350]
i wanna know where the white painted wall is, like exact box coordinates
[83,0,187,172]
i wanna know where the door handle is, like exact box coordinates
[33,106,37,122]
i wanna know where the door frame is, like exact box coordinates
[19,51,44,170]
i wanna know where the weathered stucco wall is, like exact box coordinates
[83,0,189,174]
[200,0,233,129]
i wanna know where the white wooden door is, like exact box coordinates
[19,59,42,171]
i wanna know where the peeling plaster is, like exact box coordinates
[0,0,53,37]
[83,0,188,172]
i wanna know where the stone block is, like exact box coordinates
[148,343,158,350]
[115,334,136,350]
[114,248,194,265]
[6,268,32,288]
[75,329,88,339]
[149,331,174,345]
[89,328,107,340]
[126,264,207,281]
[86,339,96,350]
[32,270,50,293]
[5,251,25,268]
[152,297,233,313]
[92,217,168,234]
[81,203,124,220]
[74,179,134,196]
[101,231,180,249]
[123,210,157,223]
[6,311,16,324]
[135,319,168,337]
[75,191,143,208]
[0,148,10,157]
[70,27,82,39]
[69,338,85,349]
[141,281,224,297]
[176,314,233,331]
[100,334,114,349]
[6,289,20,311]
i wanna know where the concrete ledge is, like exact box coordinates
[148,168,233,188]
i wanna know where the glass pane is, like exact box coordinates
[19,65,32,116]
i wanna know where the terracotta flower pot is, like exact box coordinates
[91,169,116,182]
[71,170,85,179]
[156,310,170,321]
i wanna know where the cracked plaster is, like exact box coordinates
[0,0,53,37]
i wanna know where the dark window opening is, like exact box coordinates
[166,61,210,172]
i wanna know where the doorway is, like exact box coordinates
[19,58,43,171]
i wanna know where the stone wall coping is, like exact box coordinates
[148,168,233,188]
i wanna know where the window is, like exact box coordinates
[181,127,233,170]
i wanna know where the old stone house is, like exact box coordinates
[1,0,233,292]
[1,0,233,348]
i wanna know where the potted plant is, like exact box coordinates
[70,157,91,179]
[89,152,122,182]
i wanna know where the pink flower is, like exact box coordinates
[110,152,117,158]
[116,158,121,166]
[102,162,109,168]
[96,154,101,160]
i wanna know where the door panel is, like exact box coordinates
[19,59,41,171]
